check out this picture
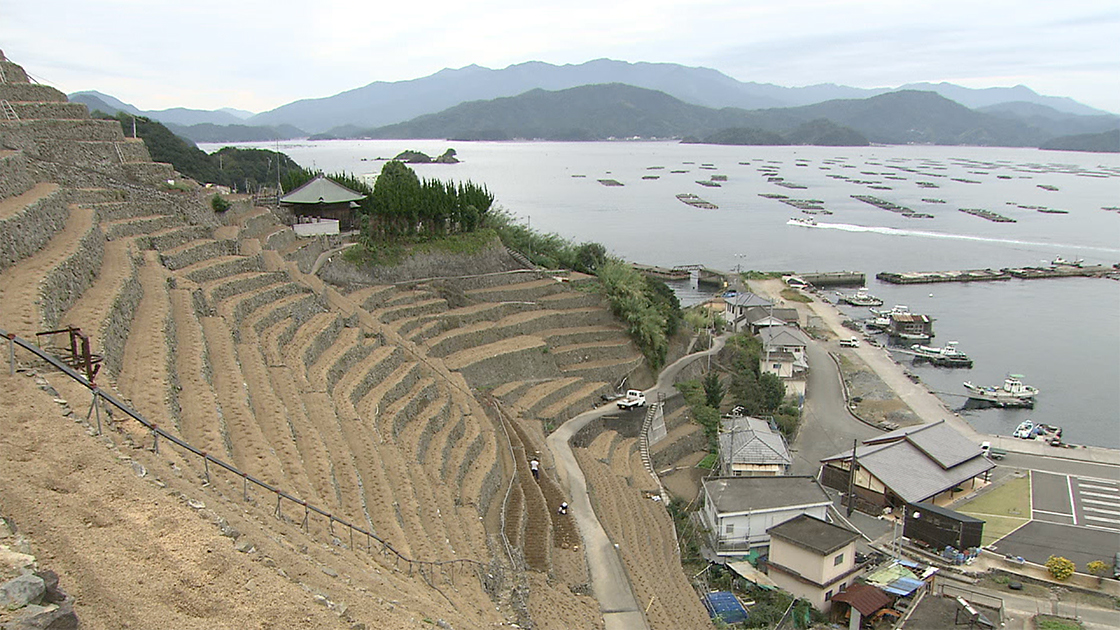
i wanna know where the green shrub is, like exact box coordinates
[210,194,230,212]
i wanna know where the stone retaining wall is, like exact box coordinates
[229,284,308,328]
[455,343,562,390]
[145,225,212,252]
[39,212,104,330]
[0,150,35,199]
[0,119,126,142]
[300,317,346,370]
[389,380,437,438]
[346,347,405,405]
[183,254,262,284]
[439,418,466,480]
[0,83,67,103]
[97,250,143,378]
[161,239,239,271]
[440,270,548,292]
[429,309,616,358]
[104,215,180,240]
[0,186,67,272]
[208,272,284,305]
[286,235,345,274]
[456,433,486,488]
[650,428,706,470]
[247,294,324,341]
[8,101,89,120]
[476,455,502,518]
[415,401,452,465]
[323,343,375,395]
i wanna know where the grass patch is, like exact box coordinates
[1034,614,1083,630]
[343,229,502,267]
[780,288,812,303]
[697,453,717,469]
[956,475,1031,545]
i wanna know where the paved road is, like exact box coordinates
[790,341,877,476]
[546,335,727,630]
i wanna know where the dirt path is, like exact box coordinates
[0,205,93,335]
[115,251,173,428]
[58,237,133,346]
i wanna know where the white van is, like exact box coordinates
[839,337,859,347]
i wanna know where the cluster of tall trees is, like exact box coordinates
[363,161,493,240]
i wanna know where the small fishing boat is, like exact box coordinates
[963,375,1038,408]
[911,341,973,368]
[1013,419,1034,439]
[787,216,817,227]
[840,288,885,307]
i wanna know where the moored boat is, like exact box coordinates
[911,341,973,367]
[1013,419,1035,439]
[840,288,885,307]
[963,375,1038,408]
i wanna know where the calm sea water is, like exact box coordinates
[202,140,1120,448]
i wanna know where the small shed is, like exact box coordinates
[905,502,984,551]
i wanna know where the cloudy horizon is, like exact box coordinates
[2,0,1118,115]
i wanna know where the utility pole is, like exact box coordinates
[846,438,857,517]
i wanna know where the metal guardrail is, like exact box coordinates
[3,326,487,586]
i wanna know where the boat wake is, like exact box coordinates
[807,221,1120,254]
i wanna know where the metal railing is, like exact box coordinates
[3,327,488,587]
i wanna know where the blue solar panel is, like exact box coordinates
[704,591,749,624]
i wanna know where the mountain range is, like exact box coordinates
[68,59,1120,149]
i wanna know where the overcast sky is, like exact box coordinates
[3,0,1118,114]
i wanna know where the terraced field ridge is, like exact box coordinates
[0,52,668,630]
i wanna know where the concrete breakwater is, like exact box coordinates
[877,264,1117,285]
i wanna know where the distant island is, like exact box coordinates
[393,148,460,163]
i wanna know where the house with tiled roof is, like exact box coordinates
[818,420,994,514]
[701,476,832,556]
[718,415,791,476]
[759,325,810,379]
[766,514,865,612]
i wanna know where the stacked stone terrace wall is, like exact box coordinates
[97,252,144,377]
[319,239,522,285]
[39,213,104,329]
[0,186,68,271]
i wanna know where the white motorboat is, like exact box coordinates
[911,341,973,368]
[963,375,1038,408]
[840,288,885,307]
[1013,419,1035,439]
[787,217,817,227]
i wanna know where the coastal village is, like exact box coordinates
[0,50,1118,630]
